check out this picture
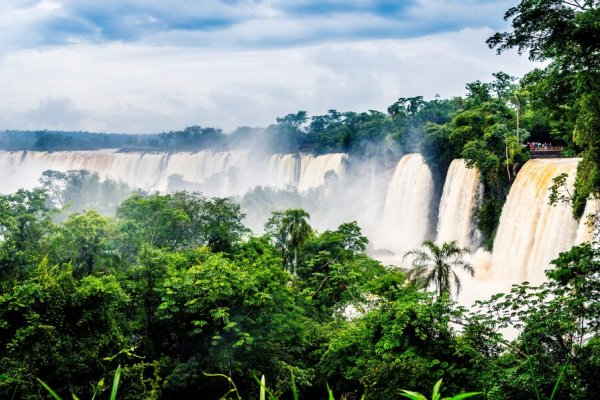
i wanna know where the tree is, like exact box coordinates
[116,194,190,250]
[117,192,247,254]
[0,189,55,283]
[40,169,135,215]
[486,0,600,67]
[199,197,249,253]
[281,209,311,276]
[154,246,309,398]
[265,209,312,275]
[387,96,425,119]
[49,210,118,277]
[276,111,308,129]
[318,283,480,399]
[264,210,289,268]
[404,240,474,297]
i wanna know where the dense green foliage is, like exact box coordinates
[488,0,600,216]
[0,186,598,399]
[1,1,599,398]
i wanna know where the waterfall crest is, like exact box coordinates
[491,158,579,285]
[377,153,434,253]
[0,150,344,195]
[436,159,482,249]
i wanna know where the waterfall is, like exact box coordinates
[297,153,345,192]
[264,153,345,191]
[376,153,434,254]
[0,150,253,194]
[436,159,482,249]
[576,198,599,245]
[0,150,136,194]
[162,151,251,194]
[0,150,344,195]
[491,158,580,285]
[266,154,300,187]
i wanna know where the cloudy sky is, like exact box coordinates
[0,0,536,133]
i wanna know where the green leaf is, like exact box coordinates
[443,392,481,400]
[549,362,569,400]
[110,365,121,400]
[326,383,335,400]
[36,378,64,400]
[432,379,442,400]
[291,370,299,400]
[260,375,266,400]
[91,377,104,400]
[399,390,428,400]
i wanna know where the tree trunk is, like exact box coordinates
[293,248,298,276]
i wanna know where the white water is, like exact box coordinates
[376,153,434,254]
[0,150,345,195]
[298,154,345,192]
[576,198,599,245]
[491,158,580,285]
[264,153,345,192]
[436,159,482,249]
[266,154,299,188]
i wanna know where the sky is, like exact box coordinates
[0,0,537,133]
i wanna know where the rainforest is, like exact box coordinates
[1,0,600,399]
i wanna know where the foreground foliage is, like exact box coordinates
[0,186,598,399]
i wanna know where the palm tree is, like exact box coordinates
[403,240,474,297]
[280,209,311,276]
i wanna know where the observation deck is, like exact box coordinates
[529,146,564,158]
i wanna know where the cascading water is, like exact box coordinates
[491,158,580,285]
[435,159,482,249]
[297,154,345,192]
[0,150,252,194]
[376,153,434,254]
[576,198,599,245]
[0,150,345,195]
[266,154,299,187]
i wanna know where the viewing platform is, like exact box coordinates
[528,146,564,158]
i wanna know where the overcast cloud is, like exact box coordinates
[0,0,536,133]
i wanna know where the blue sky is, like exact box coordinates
[0,0,536,133]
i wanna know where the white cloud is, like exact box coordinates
[0,28,537,133]
[0,0,517,50]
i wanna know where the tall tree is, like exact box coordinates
[281,209,311,276]
[404,240,474,297]
[265,209,312,275]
